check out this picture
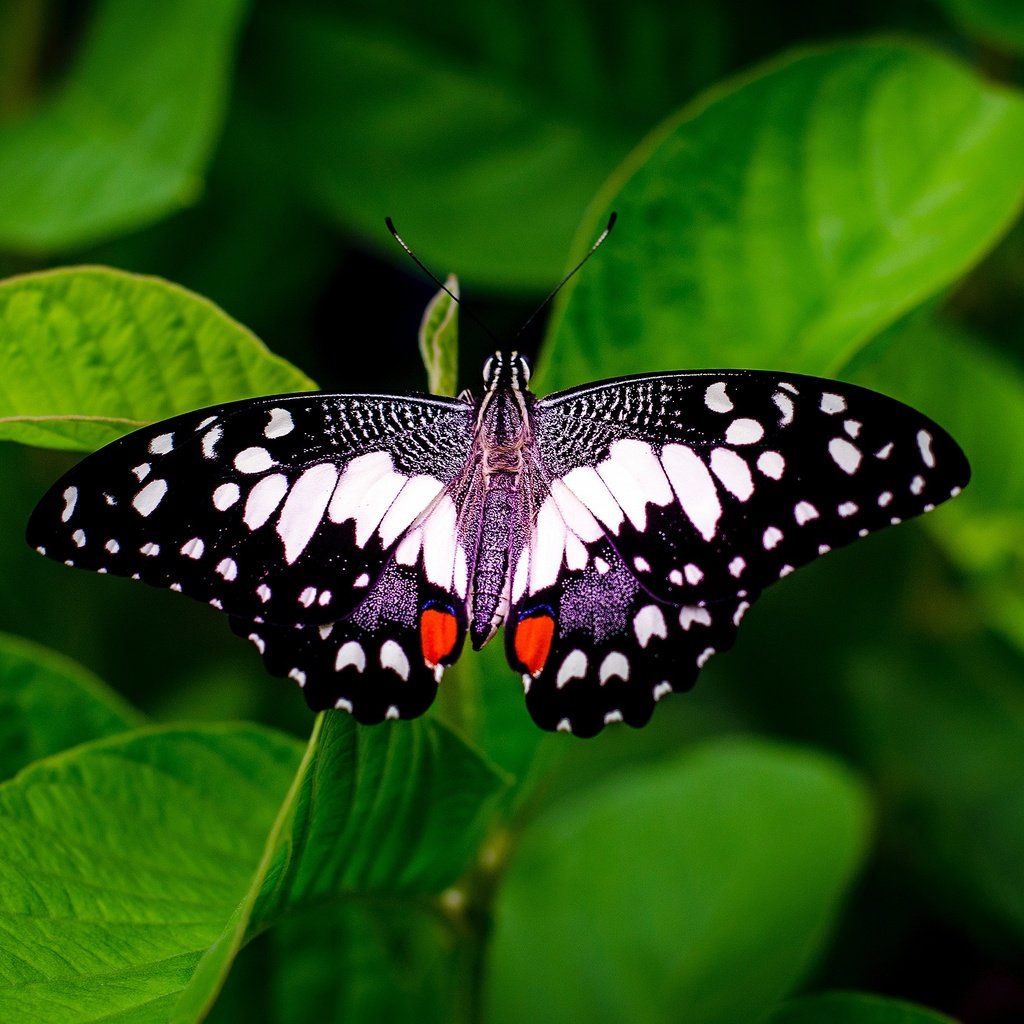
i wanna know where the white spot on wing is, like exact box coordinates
[596,439,673,530]
[265,408,294,438]
[820,392,846,414]
[838,501,858,517]
[181,537,204,559]
[105,539,119,554]
[299,586,316,607]
[256,583,271,602]
[133,463,151,481]
[556,650,588,688]
[244,473,289,530]
[234,447,275,474]
[380,640,410,680]
[728,556,745,577]
[633,605,667,647]
[680,606,711,630]
[377,475,444,548]
[149,432,174,455]
[213,482,240,510]
[910,475,925,495]
[202,426,223,459]
[756,451,785,480]
[562,465,624,533]
[216,557,238,580]
[277,463,339,564]
[725,418,764,445]
[773,392,794,425]
[633,556,651,573]
[422,494,458,590]
[661,444,722,541]
[132,478,168,517]
[353,572,370,588]
[763,526,783,550]
[917,430,935,468]
[696,647,715,668]
[684,563,703,585]
[335,643,368,675]
[794,501,818,525]
[704,381,733,413]
[709,448,754,501]
[875,442,894,460]
[653,681,672,702]
[829,437,862,475]
[72,529,86,547]
[599,652,629,684]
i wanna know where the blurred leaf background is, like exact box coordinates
[0,1,1023,1022]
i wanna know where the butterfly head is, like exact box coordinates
[483,351,531,393]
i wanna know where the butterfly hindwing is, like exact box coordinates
[27,392,474,625]
[507,525,755,736]
[231,561,469,723]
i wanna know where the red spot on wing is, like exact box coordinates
[420,608,459,666]
[514,613,555,676]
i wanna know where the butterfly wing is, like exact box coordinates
[505,370,969,735]
[28,391,480,719]
[27,392,475,623]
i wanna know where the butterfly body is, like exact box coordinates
[28,353,969,737]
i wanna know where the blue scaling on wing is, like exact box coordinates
[27,354,970,736]
[503,370,970,736]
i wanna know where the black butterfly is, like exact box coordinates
[27,351,969,737]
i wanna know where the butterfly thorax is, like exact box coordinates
[467,352,535,647]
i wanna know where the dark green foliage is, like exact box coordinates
[1,2,1023,1022]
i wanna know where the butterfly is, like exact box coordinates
[27,351,970,737]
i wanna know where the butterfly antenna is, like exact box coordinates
[516,211,617,339]
[385,217,498,346]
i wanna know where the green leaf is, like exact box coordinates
[486,739,872,1024]
[0,266,315,451]
[0,724,302,1024]
[173,712,507,1021]
[246,7,634,290]
[419,275,460,397]
[0,632,141,780]
[0,0,250,252]
[933,0,1024,52]
[768,991,958,1024]
[540,41,1024,388]
[212,901,469,1024]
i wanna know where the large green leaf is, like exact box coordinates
[0,632,141,780]
[541,41,1024,388]
[0,266,315,451]
[768,992,958,1024]
[0,724,302,1024]
[173,712,507,1022]
[245,0,732,291]
[0,0,250,252]
[486,739,872,1024]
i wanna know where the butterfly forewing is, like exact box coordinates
[27,392,475,627]
[531,371,969,605]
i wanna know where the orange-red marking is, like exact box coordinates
[420,608,459,666]
[514,614,555,676]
